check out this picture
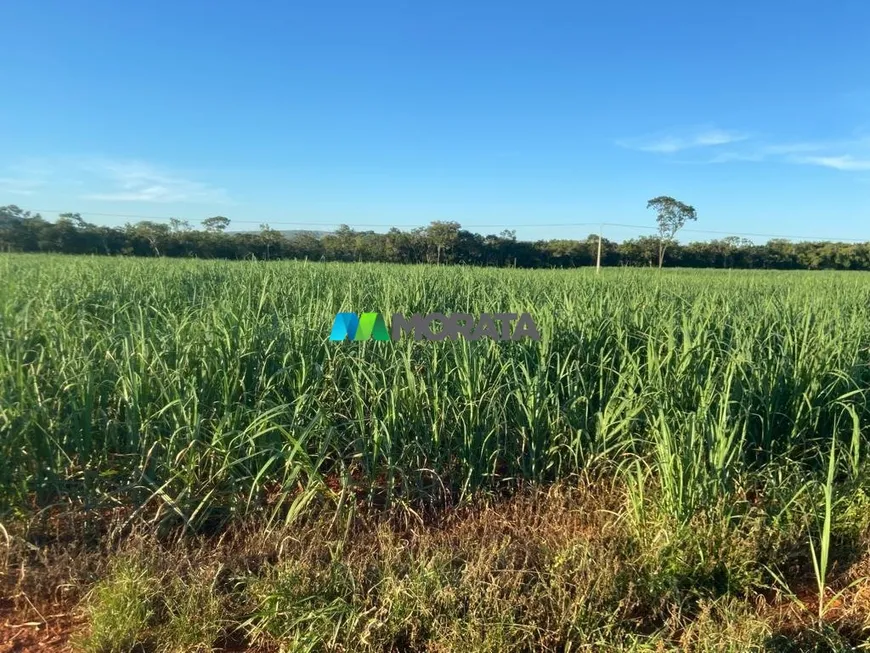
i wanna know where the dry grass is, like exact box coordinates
[2,478,868,651]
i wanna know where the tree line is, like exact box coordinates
[2,204,870,270]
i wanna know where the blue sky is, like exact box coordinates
[1,0,869,242]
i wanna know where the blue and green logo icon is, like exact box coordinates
[329,312,540,342]
[329,312,391,341]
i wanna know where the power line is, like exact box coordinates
[27,209,602,230]
[681,227,868,243]
[21,209,870,243]
[599,222,870,244]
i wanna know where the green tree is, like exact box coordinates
[57,212,87,229]
[125,221,170,256]
[646,196,698,268]
[425,220,461,264]
[169,218,191,233]
[619,236,660,266]
[0,205,40,251]
[201,216,230,233]
[323,224,356,261]
[258,224,283,260]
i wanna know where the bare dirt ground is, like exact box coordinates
[0,602,79,652]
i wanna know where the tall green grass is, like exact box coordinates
[1,254,869,533]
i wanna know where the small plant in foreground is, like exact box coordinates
[76,558,158,653]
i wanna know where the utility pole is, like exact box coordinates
[596,224,603,274]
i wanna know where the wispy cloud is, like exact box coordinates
[0,176,44,196]
[618,127,749,153]
[80,159,230,203]
[1,156,231,204]
[623,126,870,174]
[759,142,835,155]
[725,137,870,171]
[705,151,765,164]
[790,154,870,171]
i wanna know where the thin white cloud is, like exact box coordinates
[0,176,44,196]
[693,129,747,146]
[759,136,870,170]
[706,151,765,164]
[618,127,749,153]
[1,157,232,204]
[626,127,870,174]
[80,159,230,203]
[790,154,870,171]
[760,142,834,155]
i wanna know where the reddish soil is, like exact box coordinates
[0,609,80,652]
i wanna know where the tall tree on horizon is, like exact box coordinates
[647,196,698,269]
[425,220,461,265]
[202,216,231,233]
